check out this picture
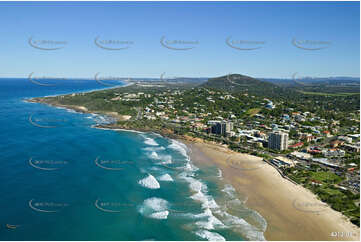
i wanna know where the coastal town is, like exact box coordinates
[29,77,360,227]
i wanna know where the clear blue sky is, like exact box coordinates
[0,1,359,78]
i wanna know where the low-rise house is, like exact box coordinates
[290,151,312,160]
[289,142,304,149]
[330,140,344,148]
[322,149,345,157]
[308,146,322,154]
[342,144,360,153]
[323,130,332,137]
[338,136,353,143]
[300,133,317,142]
[312,158,341,168]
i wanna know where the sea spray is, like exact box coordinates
[139,197,169,220]
[138,174,160,189]
[158,174,174,182]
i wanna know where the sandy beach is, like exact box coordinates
[185,141,360,241]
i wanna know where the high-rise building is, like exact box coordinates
[210,121,233,136]
[268,131,288,151]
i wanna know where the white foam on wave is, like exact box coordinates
[138,174,160,189]
[146,151,173,165]
[149,151,159,159]
[87,113,115,125]
[158,174,174,182]
[143,146,165,152]
[52,106,76,113]
[184,162,198,172]
[114,128,145,134]
[158,155,172,165]
[221,185,267,238]
[144,138,159,146]
[158,158,172,165]
[180,174,218,209]
[214,209,266,241]
[194,208,225,230]
[195,230,226,241]
[93,126,114,131]
[139,197,169,220]
[222,184,237,198]
[178,172,225,232]
[150,132,163,138]
[149,166,162,172]
[149,210,169,219]
[85,114,96,119]
[143,197,168,211]
[252,210,268,233]
[168,140,188,158]
[66,108,76,113]
[217,168,223,179]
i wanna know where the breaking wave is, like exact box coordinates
[144,138,159,146]
[195,230,226,241]
[138,174,160,189]
[158,174,174,182]
[139,197,169,220]
[167,140,188,158]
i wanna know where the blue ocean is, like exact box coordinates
[0,78,266,241]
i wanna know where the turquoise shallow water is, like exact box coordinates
[0,78,266,241]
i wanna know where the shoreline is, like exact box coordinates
[22,81,133,102]
[27,97,360,241]
[184,141,360,241]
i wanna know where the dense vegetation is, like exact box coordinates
[283,165,360,226]
[201,74,295,98]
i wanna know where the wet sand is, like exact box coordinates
[185,141,360,241]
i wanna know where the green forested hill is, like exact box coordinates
[200,74,294,98]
